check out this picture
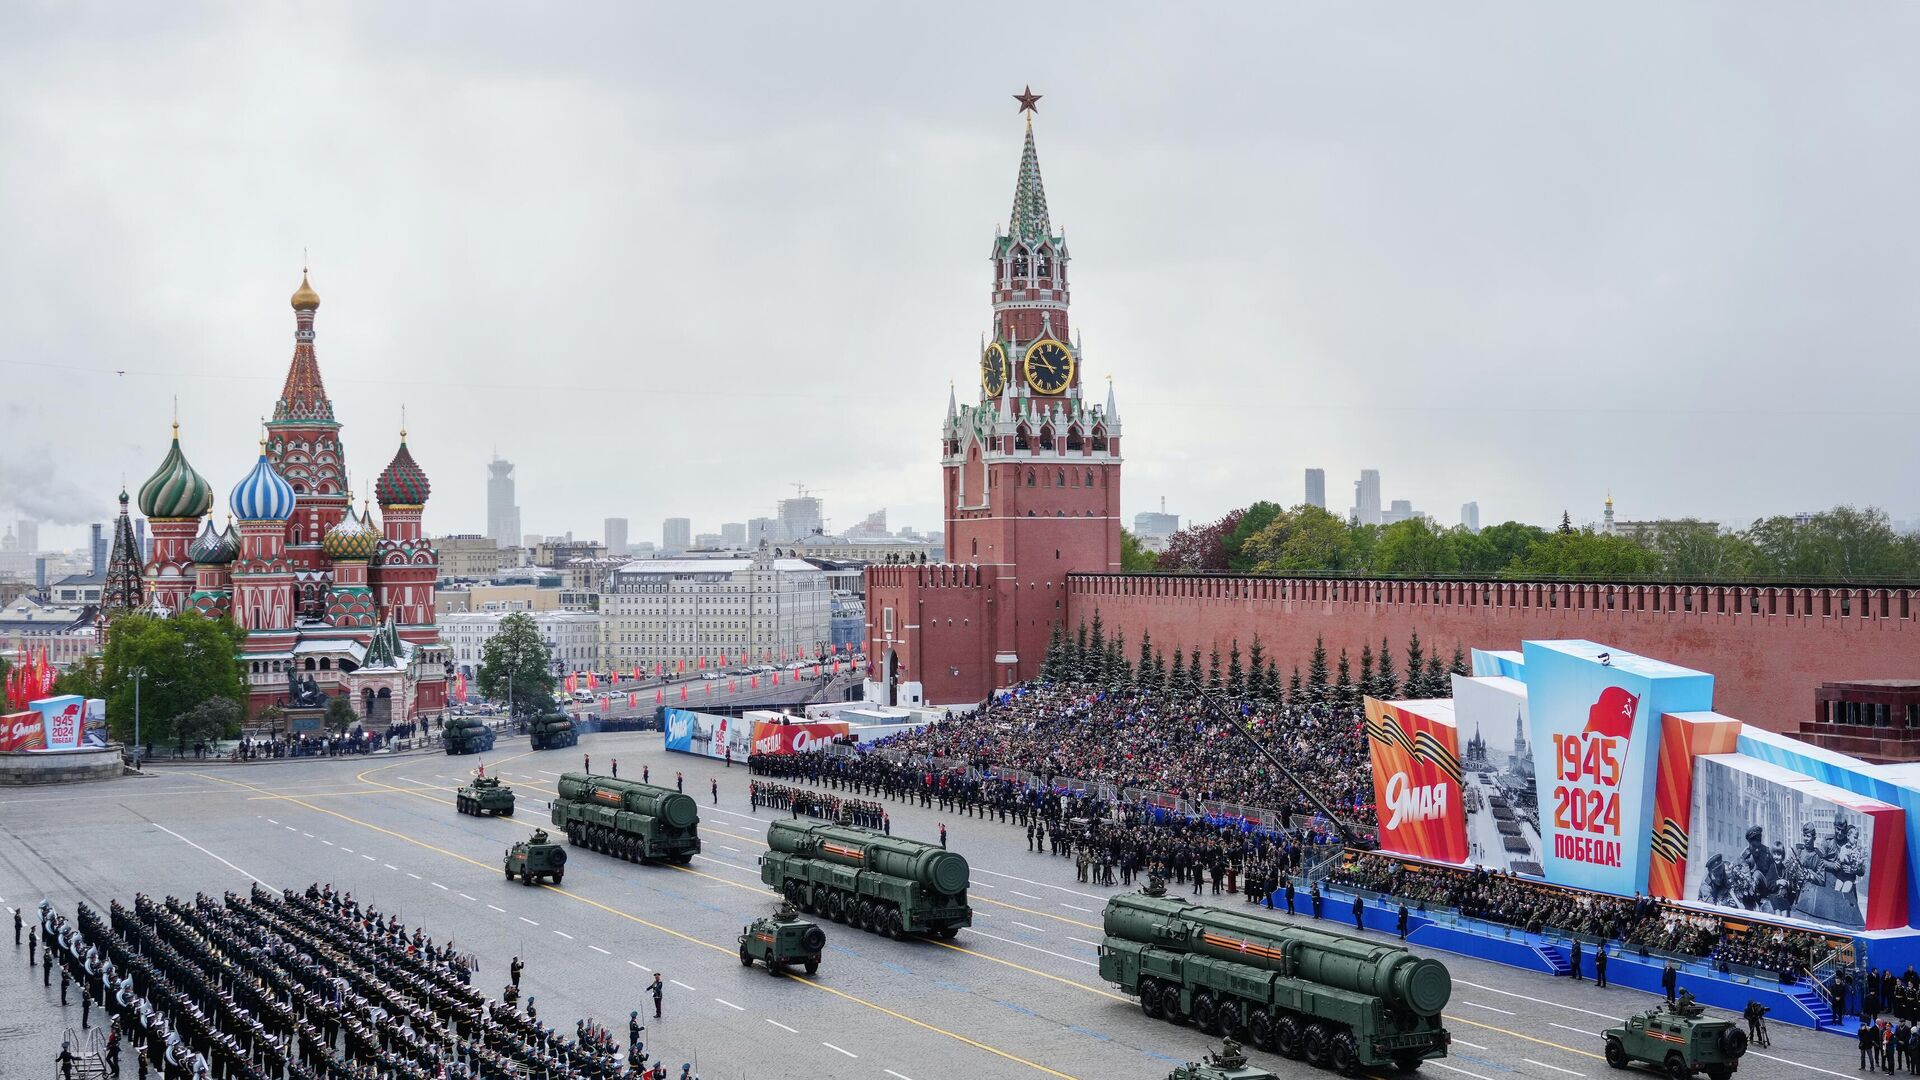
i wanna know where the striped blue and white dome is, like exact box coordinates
[229,452,296,521]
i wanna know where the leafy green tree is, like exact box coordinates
[1472,521,1551,573]
[176,697,242,747]
[1223,501,1286,570]
[1559,511,1574,535]
[1644,519,1756,580]
[1743,506,1918,580]
[1247,505,1358,574]
[477,612,558,721]
[52,655,105,700]
[325,695,359,734]
[87,612,247,746]
[1504,528,1661,578]
[1305,636,1329,707]
[1376,636,1398,699]
[1225,639,1244,697]
[1369,518,1463,575]
[1119,530,1160,572]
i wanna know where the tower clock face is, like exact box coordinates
[1022,339,1074,395]
[980,343,1009,396]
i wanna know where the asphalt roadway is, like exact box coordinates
[0,729,1862,1080]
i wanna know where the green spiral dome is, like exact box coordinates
[138,428,214,519]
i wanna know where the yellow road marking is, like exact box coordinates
[1444,1014,1605,1060]
[191,770,1084,1080]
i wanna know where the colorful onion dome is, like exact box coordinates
[188,518,238,565]
[230,450,297,521]
[137,425,214,519]
[291,271,321,311]
[322,505,378,560]
[375,434,431,506]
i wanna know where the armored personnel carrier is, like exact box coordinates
[504,828,568,886]
[457,773,515,817]
[444,716,495,755]
[527,712,577,751]
[738,902,827,975]
[1166,1039,1279,1080]
[1603,994,1747,1080]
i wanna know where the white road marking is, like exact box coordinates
[1746,1053,1858,1080]
[383,864,398,870]
[966,928,1098,967]
[1527,1060,1585,1077]
[670,980,697,991]
[1011,921,1045,933]
[1453,1040,1489,1050]
[1068,937,1101,949]
[975,882,997,889]
[487,905,505,913]
[320,840,335,846]
[765,1019,797,1033]
[266,819,279,825]
[431,882,448,891]
[340,848,353,854]
[628,961,651,971]
[1059,903,1092,912]
[553,930,573,939]
[972,866,1106,900]
[152,824,273,888]
[406,873,422,880]
[1549,1023,1597,1037]
[1456,979,1621,1021]
[715,998,744,1011]
[588,945,610,954]
[821,1042,857,1059]
[538,770,563,777]
[360,854,374,861]
[1431,1063,1501,1080]
[1459,1000,1514,1015]
[519,917,538,925]
[1010,891,1044,901]
[717,845,742,854]
[886,1071,915,1080]
[284,826,297,832]
[458,893,476,902]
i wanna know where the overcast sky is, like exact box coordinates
[5,3,1918,551]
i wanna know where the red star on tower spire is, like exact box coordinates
[1013,86,1041,115]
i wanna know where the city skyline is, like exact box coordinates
[5,6,1920,548]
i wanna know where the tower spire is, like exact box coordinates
[276,267,334,424]
[1008,96,1052,244]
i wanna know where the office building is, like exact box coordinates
[15,520,38,555]
[1461,501,1481,533]
[747,518,778,546]
[1383,499,1416,526]
[720,522,747,548]
[1351,470,1382,526]
[435,535,510,581]
[604,546,832,666]
[694,533,725,549]
[487,456,521,546]
[662,517,692,552]
[604,517,629,557]
[1131,498,1180,553]
[1304,469,1326,511]
[845,510,888,539]
[776,494,824,540]
[442,610,603,679]
[90,523,106,575]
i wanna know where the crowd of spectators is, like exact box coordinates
[1326,851,1837,982]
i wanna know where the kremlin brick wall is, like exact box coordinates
[1067,574,1917,734]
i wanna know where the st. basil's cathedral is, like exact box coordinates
[109,272,449,727]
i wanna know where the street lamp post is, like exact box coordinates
[129,666,147,767]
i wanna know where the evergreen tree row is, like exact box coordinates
[1038,610,1469,708]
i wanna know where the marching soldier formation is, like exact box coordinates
[21,884,676,1079]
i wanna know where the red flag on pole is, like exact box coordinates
[628,693,636,708]
[704,681,712,695]
[679,684,688,701]
[655,689,664,704]
[750,676,758,689]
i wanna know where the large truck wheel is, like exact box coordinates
[1273,1014,1303,1059]
[1302,1023,1331,1067]
[1329,1029,1361,1078]
[1246,1007,1274,1051]
[550,870,563,885]
[1605,1038,1628,1070]
[505,867,515,881]
[1139,978,1164,1020]
[739,947,753,968]
[804,958,819,975]
[1192,992,1219,1035]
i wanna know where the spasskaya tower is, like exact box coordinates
[866,89,1123,706]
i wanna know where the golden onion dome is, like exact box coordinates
[322,505,378,561]
[291,271,321,311]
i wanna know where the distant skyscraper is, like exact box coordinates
[1132,496,1179,540]
[721,522,747,547]
[604,517,629,556]
[1304,469,1326,510]
[747,517,777,546]
[91,522,106,574]
[15,520,38,554]
[1460,501,1481,533]
[134,517,150,561]
[662,517,692,552]
[486,456,521,546]
[777,495,824,540]
[1351,470,1382,526]
[1383,499,1415,525]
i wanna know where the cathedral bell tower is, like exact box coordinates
[940,88,1123,687]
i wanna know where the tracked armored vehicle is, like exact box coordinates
[457,774,515,816]
[549,772,700,864]
[758,819,971,940]
[1166,1039,1279,1080]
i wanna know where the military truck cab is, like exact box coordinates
[1604,996,1747,1080]
[504,829,568,886]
